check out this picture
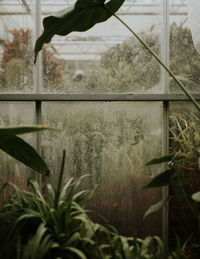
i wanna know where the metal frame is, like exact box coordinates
[0,93,199,101]
[162,0,169,245]
[34,0,42,183]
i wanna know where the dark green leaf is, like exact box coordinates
[0,125,55,137]
[34,0,125,62]
[145,154,184,166]
[192,191,200,202]
[0,182,8,196]
[143,196,171,219]
[22,224,53,259]
[142,169,175,190]
[146,155,174,165]
[0,136,49,175]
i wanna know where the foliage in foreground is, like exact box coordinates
[0,125,54,175]
[0,152,185,259]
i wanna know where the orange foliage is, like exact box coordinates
[0,28,62,88]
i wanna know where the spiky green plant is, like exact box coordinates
[0,151,107,258]
[0,151,185,258]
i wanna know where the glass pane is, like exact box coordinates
[42,101,163,237]
[169,101,200,246]
[0,102,35,200]
[169,0,200,93]
[0,0,34,93]
[41,0,163,94]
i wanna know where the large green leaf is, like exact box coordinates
[0,136,49,175]
[0,125,55,137]
[34,0,125,62]
[145,155,174,165]
[143,196,171,219]
[146,154,184,166]
[142,169,175,190]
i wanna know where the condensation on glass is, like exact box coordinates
[41,0,163,94]
[0,102,35,200]
[0,0,34,93]
[169,101,199,117]
[169,0,200,93]
[42,101,163,237]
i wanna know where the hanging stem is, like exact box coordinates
[103,4,200,113]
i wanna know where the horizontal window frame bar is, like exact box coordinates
[0,94,200,102]
[0,94,200,101]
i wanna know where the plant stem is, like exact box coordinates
[55,149,66,208]
[103,5,200,113]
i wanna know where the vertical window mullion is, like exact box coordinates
[34,0,42,183]
[34,0,42,94]
[162,0,170,245]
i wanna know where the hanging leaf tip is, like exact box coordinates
[34,0,125,62]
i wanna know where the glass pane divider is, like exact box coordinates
[35,101,42,150]
[34,0,42,94]
[161,0,170,245]
[35,100,43,184]
[33,0,42,184]
[0,94,199,101]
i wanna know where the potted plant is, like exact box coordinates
[168,115,200,247]
[141,114,200,249]
[169,115,200,171]
[168,114,200,196]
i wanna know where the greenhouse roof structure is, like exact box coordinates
[0,0,188,60]
[0,0,186,60]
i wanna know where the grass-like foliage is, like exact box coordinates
[0,151,185,258]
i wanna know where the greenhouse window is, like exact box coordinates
[0,0,200,253]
